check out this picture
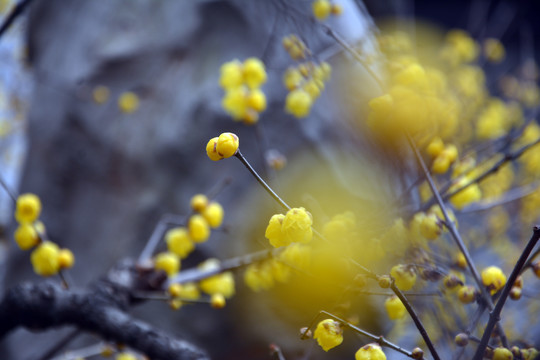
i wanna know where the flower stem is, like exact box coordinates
[235,150,291,211]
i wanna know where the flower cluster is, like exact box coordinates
[13,193,74,276]
[265,207,313,247]
[220,58,267,125]
[206,132,239,161]
[154,193,224,278]
[283,59,332,118]
[312,0,342,21]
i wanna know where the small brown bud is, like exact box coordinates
[455,333,469,347]
[300,327,312,339]
[412,347,424,359]
[378,275,391,288]
[509,287,522,301]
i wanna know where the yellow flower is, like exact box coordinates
[265,213,288,248]
[283,67,303,91]
[390,264,417,291]
[449,177,482,210]
[481,266,507,295]
[419,213,441,240]
[243,57,267,89]
[222,87,248,119]
[219,60,243,90]
[355,344,386,360]
[117,92,139,114]
[165,227,195,259]
[216,132,239,158]
[199,259,235,298]
[312,0,332,21]
[206,137,221,161]
[285,89,313,118]
[493,347,513,360]
[385,295,406,320]
[279,243,311,270]
[484,38,505,63]
[115,353,137,360]
[31,241,60,276]
[247,89,267,112]
[15,193,41,224]
[202,202,224,228]
[313,319,343,351]
[58,248,75,269]
[244,262,275,292]
[190,194,208,212]
[210,293,226,309]
[154,252,180,276]
[457,285,477,304]
[188,214,210,243]
[14,223,39,250]
[282,207,313,244]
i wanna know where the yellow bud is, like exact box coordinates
[202,201,224,228]
[188,214,210,243]
[216,132,239,158]
[14,223,39,250]
[206,137,221,161]
[385,296,406,320]
[15,193,41,224]
[356,343,387,360]
[313,319,343,351]
[117,92,139,114]
[190,194,208,212]
[154,252,180,277]
[31,241,60,277]
[58,248,75,269]
[312,0,332,21]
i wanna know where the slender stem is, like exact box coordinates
[138,214,185,264]
[302,310,420,359]
[390,283,440,360]
[0,0,34,40]
[0,171,17,202]
[472,226,540,360]
[235,150,291,211]
[317,23,385,91]
[406,134,508,347]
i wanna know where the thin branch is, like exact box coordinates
[235,150,291,211]
[390,282,441,360]
[443,137,540,202]
[137,214,185,264]
[0,0,34,40]
[472,226,540,360]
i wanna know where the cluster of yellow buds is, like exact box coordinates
[283,60,332,118]
[219,58,267,125]
[312,0,342,21]
[167,282,200,310]
[154,193,224,278]
[13,193,74,276]
[206,132,239,161]
[265,207,313,247]
[198,258,235,308]
[282,34,308,61]
[243,257,291,292]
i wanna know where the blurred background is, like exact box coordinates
[0,0,538,359]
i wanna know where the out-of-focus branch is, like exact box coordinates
[0,261,208,360]
[0,0,34,40]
